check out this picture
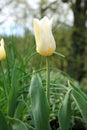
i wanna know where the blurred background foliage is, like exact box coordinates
[0,0,87,90]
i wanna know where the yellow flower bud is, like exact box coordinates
[0,38,6,61]
[33,16,56,56]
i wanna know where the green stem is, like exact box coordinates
[46,57,50,103]
[0,62,8,99]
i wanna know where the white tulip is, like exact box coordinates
[0,38,6,60]
[33,16,56,56]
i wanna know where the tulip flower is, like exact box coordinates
[33,16,56,56]
[0,38,6,60]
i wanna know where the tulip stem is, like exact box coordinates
[46,57,50,103]
[0,62,8,99]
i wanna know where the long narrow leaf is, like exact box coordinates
[71,82,87,123]
[0,111,8,130]
[8,117,28,130]
[58,89,71,130]
[70,82,87,100]
[14,101,25,120]
[8,64,18,117]
[29,73,51,130]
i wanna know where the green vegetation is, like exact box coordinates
[0,27,87,129]
[0,1,87,129]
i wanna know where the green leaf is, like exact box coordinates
[29,73,51,130]
[58,89,71,130]
[0,111,8,130]
[8,117,28,130]
[54,52,65,58]
[70,82,87,123]
[70,82,87,101]
[14,101,25,120]
[8,64,18,117]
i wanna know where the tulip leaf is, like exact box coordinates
[29,73,51,130]
[8,64,17,117]
[14,101,25,120]
[0,111,8,130]
[8,117,28,130]
[58,89,71,130]
[54,52,65,58]
[70,82,87,100]
[70,82,87,123]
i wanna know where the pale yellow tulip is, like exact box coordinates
[33,16,56,56]
[0,38,6,60]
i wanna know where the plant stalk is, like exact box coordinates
[46,57,50,103]
[0,62,8,99]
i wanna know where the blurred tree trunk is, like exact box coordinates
[67,0,87,82]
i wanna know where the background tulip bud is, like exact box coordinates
[0,39,6,61]
[33,16,56,56]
